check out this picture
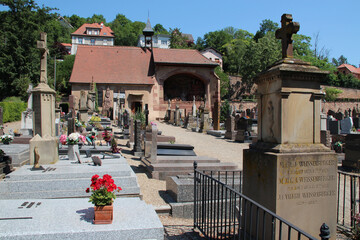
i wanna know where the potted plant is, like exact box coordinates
[1,135,14,145]
[86,174,122,224]
[110,138,121,153]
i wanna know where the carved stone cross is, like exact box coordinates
[37,32,49,84]
[275,14,300,59]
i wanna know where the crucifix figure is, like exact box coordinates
[275,14,300,59]
[37,32,49,84]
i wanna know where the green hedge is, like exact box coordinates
[0,102,27,123]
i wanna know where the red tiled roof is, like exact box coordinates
[153,48,218,66]
[69,45,154,85]
[71,23,114,38]
[69,46,218,84]
[337,64,360,74]
[60,43,72,47]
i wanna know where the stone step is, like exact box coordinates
[151,162,238,171]
[154,156,220,164]
[0,198,163,240]
[145,162,238,180]
[157,143,194,150]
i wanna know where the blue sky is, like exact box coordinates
[2,0,360,66]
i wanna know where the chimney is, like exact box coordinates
[100,22,104,29]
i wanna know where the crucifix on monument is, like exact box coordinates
[37,32,49,84]
[275,14,300,59]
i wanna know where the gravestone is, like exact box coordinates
[224,116,236,140]
[133,120,142,157]
[174,105,180,126]
[102,87,113,117]
[68,95,76,118]
[169,110,175,124]
[30,32,58,165]
[328,120,340,135]
[335,111,344,121]
[243,14,337,239]
[144,104,149,126]
[20,83,33,136]
[200,109,210,132]
[342,134,360,170]
[127,119,134,147]
[87,80,96,113]
[79,90,88,123]
[213,100,220,130]
[0,107,3,135]
[340,117,353,134]
[67,118,75,135]
[353,117,360,129]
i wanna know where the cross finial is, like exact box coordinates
[275,14,300,59]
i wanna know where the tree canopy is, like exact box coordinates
[0,0,358,102]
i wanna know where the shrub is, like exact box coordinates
[0,102,27,123]
[324,87,342,102]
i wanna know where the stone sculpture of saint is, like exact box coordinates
[102,87,112,116]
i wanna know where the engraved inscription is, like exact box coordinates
[278,158,336,206]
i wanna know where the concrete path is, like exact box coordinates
[155,121,249,169]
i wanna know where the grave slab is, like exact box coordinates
[0,155,140,199]
[0,198,163,240]
[0,144,29,166]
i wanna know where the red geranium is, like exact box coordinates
[86,174,122,206]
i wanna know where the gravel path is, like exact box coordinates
[155,121,249,169]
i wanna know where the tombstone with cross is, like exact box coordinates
[275,14,300,59]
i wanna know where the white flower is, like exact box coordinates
[68,132,80,141]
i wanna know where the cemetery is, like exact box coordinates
[0,9,360,240]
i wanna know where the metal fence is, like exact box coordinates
[193,162,319,240]
[337,170,360,230]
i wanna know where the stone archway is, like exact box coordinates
[163,74,205,101]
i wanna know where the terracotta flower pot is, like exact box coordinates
[93,203,113,224]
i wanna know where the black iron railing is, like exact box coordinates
[337,170,360,230]
[193,162,321,240]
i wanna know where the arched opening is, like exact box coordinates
[163,74,205,101]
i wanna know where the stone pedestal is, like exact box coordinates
[243,58,336,239]
[133,120,142,157]
[32,83,56,137]
[79,109,88,124]
[175,109,180,126]
[200,110,210,132]
[29,134,58,165]
[244,144,337,239]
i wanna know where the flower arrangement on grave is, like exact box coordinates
[86,174,122,206]
[89,116,101,126]
[102,130,112,142]
[110,138,121,153]
[75,118,83,128]
[66,132,81,145]
[59,134,67,145]
[0,135,13,144]
[150,121,157,126]
[86,174,122,224]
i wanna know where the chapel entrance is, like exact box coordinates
[131,102,142,114]
[163,74,205,101]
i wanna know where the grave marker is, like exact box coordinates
[243,14,337,239]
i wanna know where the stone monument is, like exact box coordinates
[20,83,33,136]
[79,90,88,123]
[30,32,59,165]
[102,87,113,117]
[243,14,337,239]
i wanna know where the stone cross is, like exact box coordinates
[37,32,49,84]
[275,14,300,59]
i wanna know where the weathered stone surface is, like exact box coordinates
[342,134,360,170]
[0,198,163,240]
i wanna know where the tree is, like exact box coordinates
[86,14,106,24]
[64,14,86,29]
[109,14,145,46]
[0,0,56,101]
[203,29,233,53]
[332,55,348,67]
[169,28,189,49]
[254,19,279,42]
[324,87,342,102]
[154,24,168,35]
